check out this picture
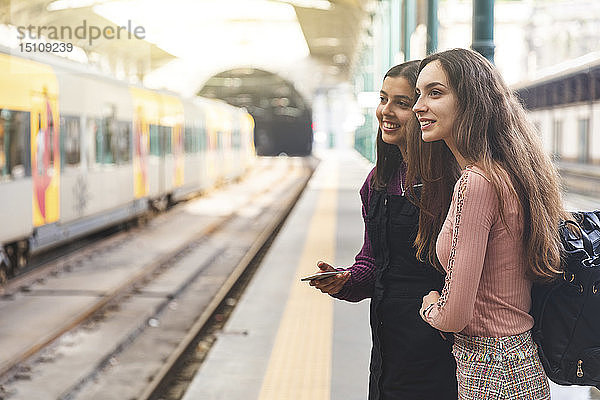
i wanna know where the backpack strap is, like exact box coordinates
[586,211,600,229]
[562,219,595,259]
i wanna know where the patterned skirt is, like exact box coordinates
[452,331,550,400]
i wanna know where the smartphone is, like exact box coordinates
[300,271,342,282]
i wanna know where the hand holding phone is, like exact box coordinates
[300,271,341,281]
[303,261,350,295]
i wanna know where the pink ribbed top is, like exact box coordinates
[424,165,534,337]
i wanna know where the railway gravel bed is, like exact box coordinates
[0,157,315,400]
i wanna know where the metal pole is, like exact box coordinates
[403,0,415,61]
[472,0,495,63]
[426,0,438,54]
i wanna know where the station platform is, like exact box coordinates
[183,148,600,400]
[183,148,372,400]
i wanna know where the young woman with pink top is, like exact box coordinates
[413,48,570,399]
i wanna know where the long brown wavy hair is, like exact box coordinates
[371,61,420,189]
[413,48,569,281]
[405,116,460,272]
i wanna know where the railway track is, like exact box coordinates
[0,157,315,400]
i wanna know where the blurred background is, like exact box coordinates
[2,0,598,159]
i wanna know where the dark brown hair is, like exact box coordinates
[371,61,420,189]
[413,48,569,281]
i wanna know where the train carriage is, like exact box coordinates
[0,53,59,275]
[0,48,255,281]
[55,64,144,246]
[175,97,208,201]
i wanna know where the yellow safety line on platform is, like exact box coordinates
[258,164,338,400]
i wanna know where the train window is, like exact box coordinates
[161,126,172,154]
[217,131,225,151]
[184,125,202,153]
[184,126,193,153]
[0,109,30,180]
[95,117,131,165]
[578,118,590,164]
[198,123,206,152]
[96,117,113,164]
[60,116,80,166]
[196,125,202,152]
[116,121,131,163]
[149,125,172,155]
[149,124,159,156]
[196,126,201,152]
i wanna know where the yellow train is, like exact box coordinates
[0,49,255,281]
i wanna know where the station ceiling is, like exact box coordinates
[293,0,374,78]
[1,0,376,93]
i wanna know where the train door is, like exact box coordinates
[130,87,161,200]
[31,91,60,227]
[133,107,149,198]
[173,124,184,187]
[160,125,175,196]
[215,105,227,181]
[151,124,167,196]
[145,122,168,200]
[160,96,184,193]
[199,115,208,184]
[204,104,218,185]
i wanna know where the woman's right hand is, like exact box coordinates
[309,261,350,295]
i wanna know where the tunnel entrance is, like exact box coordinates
[198,68,313,156]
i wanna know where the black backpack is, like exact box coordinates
[531,210,600,389]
